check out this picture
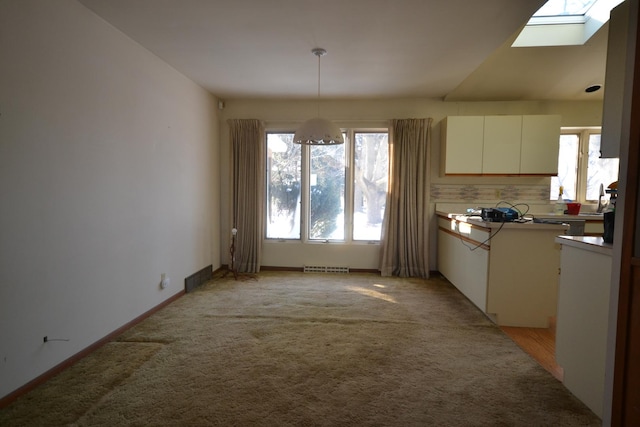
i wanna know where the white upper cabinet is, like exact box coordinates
[600,0,629,159]
[482,115,522,174]
[441,115,561,175]
[441,116,484,174]
[521,115,562,174]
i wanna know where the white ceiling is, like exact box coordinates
[78,0,610,102]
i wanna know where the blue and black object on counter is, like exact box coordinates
[480,207,520,222]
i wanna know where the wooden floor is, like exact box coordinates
[500,318,563,382]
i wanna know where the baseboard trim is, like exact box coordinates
[347,268,380,274]
[259,265,303,272]
[0,290,184,408]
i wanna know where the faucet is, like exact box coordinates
[597,183,605,213]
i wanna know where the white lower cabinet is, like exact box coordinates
[437,218,489,310]
[555,237,612,418]
[437,214,564,327]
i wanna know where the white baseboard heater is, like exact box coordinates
[303,265,350,273]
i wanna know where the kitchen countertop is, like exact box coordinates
[436,211,570,231]
[532,212,604,220]
[555,235,613,256]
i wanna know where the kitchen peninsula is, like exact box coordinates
[437,211,568,327]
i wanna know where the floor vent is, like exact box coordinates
[303,265,350,273]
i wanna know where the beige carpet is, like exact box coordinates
[0,272,600,426]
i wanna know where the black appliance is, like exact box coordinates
[480,207,519,222]
[603,211,615,243]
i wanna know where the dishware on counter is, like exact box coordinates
[554,186,566,214]
[566,202,581,215]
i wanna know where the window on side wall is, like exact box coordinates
[550,128,619,202]
[266,129,389,243]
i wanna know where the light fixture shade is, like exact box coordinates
[293,117,344,145]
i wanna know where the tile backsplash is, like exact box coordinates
[431,183,550,203]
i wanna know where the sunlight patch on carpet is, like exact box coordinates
[347,285,397,303]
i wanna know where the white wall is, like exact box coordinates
[0,0,220,399]
[219,98,602,270]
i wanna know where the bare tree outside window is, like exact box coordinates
[353,132,388,240]
[309,144,345,240]
[266,133,300,239]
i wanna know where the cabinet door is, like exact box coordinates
[442,116,484,174]
[437,217,489,311]
[520,115,561,174]
[600,0,629,158]
[556,245,612,417]
[482,115,522,174]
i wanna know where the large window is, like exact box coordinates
[550,128,619,202]
[266,133,301,239]
[266,130,388,242]
[353,132,389,240]
[309,143,346,240]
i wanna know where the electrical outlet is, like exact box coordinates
[495,189,501,198]
[160,274,170,290]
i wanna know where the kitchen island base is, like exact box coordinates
[437,212,567,328]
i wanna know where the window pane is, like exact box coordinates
[266,133,301,239]
[550,134,579,200]
[586,134,619,200]
[309,144,345,240]
[353,132,388,240]
[534,0,597,17]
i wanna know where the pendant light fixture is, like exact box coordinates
[293,48,344,145]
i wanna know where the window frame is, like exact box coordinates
[304,136,348,243]
[551,126,617,204]
[265,127,388,245]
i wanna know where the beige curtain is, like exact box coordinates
[379,118,432,278]
[228,119,265,273]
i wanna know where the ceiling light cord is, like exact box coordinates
[293,48,343,145]
[317,52,321,116]
[313,48,326,117]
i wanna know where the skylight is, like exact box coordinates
[533,0,598,18]
[512,0,624,47]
